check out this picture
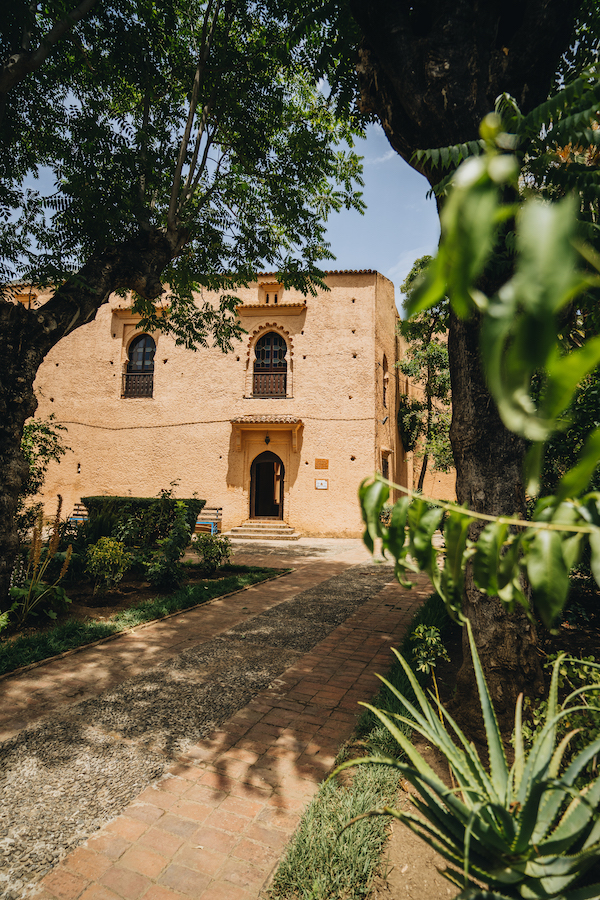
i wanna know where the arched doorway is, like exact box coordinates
[250,451,284,519]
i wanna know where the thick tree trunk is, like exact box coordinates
[349,0,580,706]
[0,226,186,608]
[449,310,543,712]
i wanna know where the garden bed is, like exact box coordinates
[0,564,288,678]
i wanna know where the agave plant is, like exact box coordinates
[333,622,600,899]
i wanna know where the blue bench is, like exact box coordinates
[67,502,88,525]
[195,508,222,535]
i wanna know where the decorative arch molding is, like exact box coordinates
[244,323,294,397]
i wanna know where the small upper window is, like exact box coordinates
[123,334,155,398]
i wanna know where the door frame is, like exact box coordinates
[250,451,285,519]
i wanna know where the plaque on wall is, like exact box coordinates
[315,458,329,469]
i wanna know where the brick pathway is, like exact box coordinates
[2,542,431,900]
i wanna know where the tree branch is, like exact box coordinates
[0,0,100,95]
[167,0,223,230]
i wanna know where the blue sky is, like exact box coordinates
[324,123,440,310]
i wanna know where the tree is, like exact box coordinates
[17,416,69,535]
[0,0,364,607]
[337,0,587,711]
[398,256,452,492]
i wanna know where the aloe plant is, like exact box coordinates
[333,622,600,899]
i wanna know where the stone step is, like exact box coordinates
[235,520,293,528]
[224,521,302,541]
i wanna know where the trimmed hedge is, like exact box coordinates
[81,496,205,547]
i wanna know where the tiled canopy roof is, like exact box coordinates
[230,415,302,424]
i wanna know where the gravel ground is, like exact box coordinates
[0,562,393,898]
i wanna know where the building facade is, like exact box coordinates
[30,270,413,537]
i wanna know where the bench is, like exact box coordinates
[67,502,88,525]
[195,507,222,535]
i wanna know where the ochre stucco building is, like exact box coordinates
[26,270,454,537]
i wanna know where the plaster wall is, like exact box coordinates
[33,272,400,537]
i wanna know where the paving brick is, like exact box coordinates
[106,816,149,842]
[219,856,270,890]
[64,847,112,881]
[231,838,280,868]
[243,822,290,850]
[158,863,211,896]
[136,788,177,810]
[42,868,88,900]
[170,798,213,823]
[79,887,123,900]
[100,865,151,899]
[123,804,165,826]
[176,843,228,876]
[86,833,132,861]
[155,775,190,795]
[219,795,267,819]
[185,783,228,806]
[140,887,183,900]
[189,824,239,855]
[204,808,249,834]
[120,845,168,878]
[138,827,184,857]
[155,814,200,839]
[199,880,251,900]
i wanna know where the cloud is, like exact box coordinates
[364,149,397,166]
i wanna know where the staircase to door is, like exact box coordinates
[226,520,301,541]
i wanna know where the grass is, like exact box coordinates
[270,765,402,900]
[268,590,451,900]
[0,565,286,677]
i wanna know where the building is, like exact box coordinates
[29,270,416,538]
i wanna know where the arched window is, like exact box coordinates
[253,332,287,396]
[123,334,156,397]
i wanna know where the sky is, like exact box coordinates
[323,123,440,311]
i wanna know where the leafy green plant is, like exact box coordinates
[146,500,191,590]
[16,416,69,536]
[191,533,232,576]
[521,654,600,786]
[8,498,72,626]
[410,624,449,713]
[334,621,600,900]
[86,536,131,595]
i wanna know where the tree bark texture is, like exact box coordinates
[349,0,581,707]
[0,226,186,609]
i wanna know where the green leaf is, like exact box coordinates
[359,478,389,553]
[526,530,570,628]
[440,510,472,616]
[556,427,600,502]
[472,522,508,595]
[465,621,509,801]
[385,496,410,559]
[589,528,600,588]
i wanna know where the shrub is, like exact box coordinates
[81,494,204,548]
[86,537,131,594]
[7,498,72,628]
[146,501,191,590]
[191,533,232,575]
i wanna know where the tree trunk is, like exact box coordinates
[0,226,186,608]
[449,310,543,713]
[349,0,580,706]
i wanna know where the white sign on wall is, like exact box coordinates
[315,479,328,490]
